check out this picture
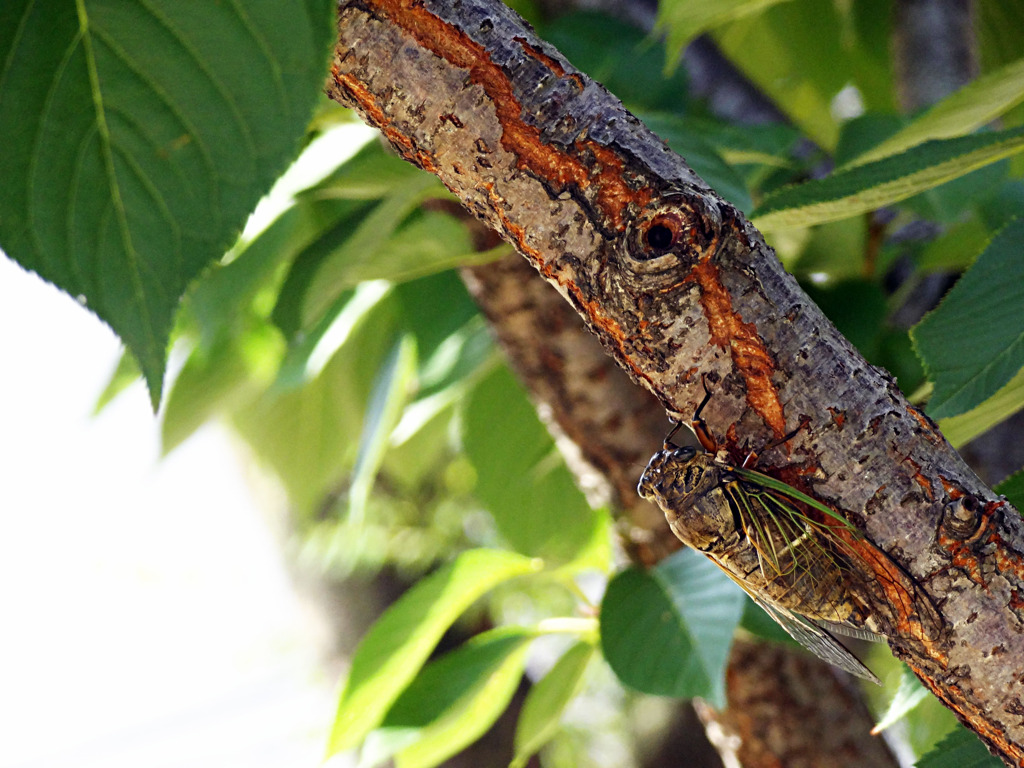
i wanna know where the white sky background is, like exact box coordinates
[0,124,375,768]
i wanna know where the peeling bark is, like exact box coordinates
[327,0,1024,762]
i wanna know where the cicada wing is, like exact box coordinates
[817,619,885,644]
[753,596,881,685]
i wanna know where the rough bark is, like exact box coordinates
[327,0,1024,762]
[462,253,898,768]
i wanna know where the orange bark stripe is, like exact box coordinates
[368,0,647,230]
[690,260,786,438]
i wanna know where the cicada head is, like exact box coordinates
[638,446,738,551]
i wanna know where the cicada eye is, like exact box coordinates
[674,445,698,462]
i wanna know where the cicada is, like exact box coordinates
[638,386,940,684]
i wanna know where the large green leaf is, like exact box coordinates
[848,56,1024,167]
[0,0,335,404]
[912,218,1024,419]
[326,549,541,757]
[753,127,1024,231]
[600,549,745,707]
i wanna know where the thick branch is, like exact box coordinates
[462,253,898,768]
[328,0,1024,761]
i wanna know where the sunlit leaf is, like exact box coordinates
[0,0,335,404]
[873,665,930,734]
[848,56,1024,167]
[753,127,1024,231]
[511,641,594,768]
[656,0,795,63]
[912,218,1024,419]
[995,468,1024,511]
[327,549,541,756]
[386,628,534,768]
[937,365,1024,449]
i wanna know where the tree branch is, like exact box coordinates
[327,0,1024,761]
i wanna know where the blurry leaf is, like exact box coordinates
[915,725,1003,768]
[639,113,753,212]
[193,198,371,343]
[327,549,541,756]
[656,0,795,63]
[462,366,600,565]
[846,0,896,112]
[348,334,418,525]
[600,549,745,707]
[511,641,595,768]
[394,268,485,368]
[381,627,534,768]
[912,219,1024,419]
[995,469,1024,510]
[804,280,887,361]
[848,56,1024,168]
[161,325,284,453]
[873,665,930,734]
[542,12,687,111]
[739,596,794,645]
[231,291,399,515]
[308,138,426,200]
[937,365,1024,449]
[302,173,444,327]
[916,219,990,272]
[0,0,335,404]
[789,218,868,281]
[714,0,847,149]
[275,280,391,391]
[753,127,1024,231]
[93,349,142,414]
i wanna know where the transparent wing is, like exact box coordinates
[753,595,881,685]
[707,553,882,685]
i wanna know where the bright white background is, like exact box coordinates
[0,255,337,767]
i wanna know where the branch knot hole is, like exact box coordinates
[624,196,721,275]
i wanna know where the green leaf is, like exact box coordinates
[347,334,418,525]
[384,628,534,768]
[231,289,399,515]
[912,218,1024,419]
[512,641,595,768]
[995,469,1024,511]
[93,349,142,414]
[753,127,1024,231]
[326,549,541,757]
[600,549,745,707]
[301,172,444,328]
[848,56,1024,167]
[713,0,848,149]
[656,0,795,63]
[937,365,1024,449]
[462,366,601,565]
[0,0,335,405]
[873,665,930,735]
[915,725,1003,768]
[161,325,284,453]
